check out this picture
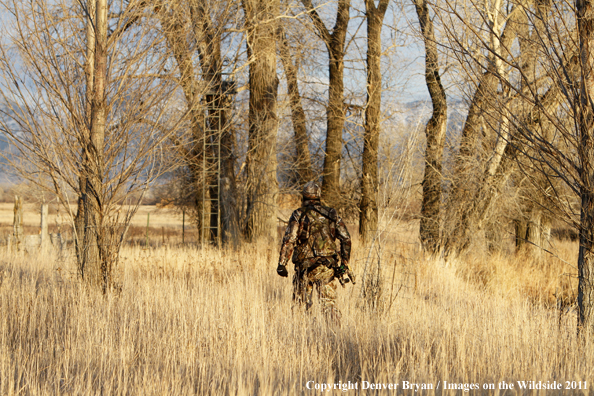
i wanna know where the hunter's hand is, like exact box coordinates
[276,264,288,277]
[344,265,356,284]
[336,264,347,276]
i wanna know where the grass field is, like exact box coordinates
[0,203,191,247]
[0,205,590,395]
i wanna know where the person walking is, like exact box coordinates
[276,181,354,321]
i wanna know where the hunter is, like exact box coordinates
[276,181,354,319]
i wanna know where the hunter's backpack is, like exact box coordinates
[296,205,338,259]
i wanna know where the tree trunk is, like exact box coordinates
[278,27,313,186]
[443,8,526,255]
[75,0,95,279]
[414,0,447,253]
[576,0,594,332]
[301,0,350,208]
[88,0,108,287]
[578,192,594,331]
[324,46,346,208]
[516,210,551,256]
[359,0,389,244]
[513,0,552,255]
[77,0,108,289]
[514,218,528,248]
[242,0,280,243]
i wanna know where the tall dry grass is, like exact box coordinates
[0,235,591,395]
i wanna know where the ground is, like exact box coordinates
[0,204,588,395]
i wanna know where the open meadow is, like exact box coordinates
[0,206,591,395]
[2,0,594,393]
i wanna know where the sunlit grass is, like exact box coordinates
[0,233,590,395]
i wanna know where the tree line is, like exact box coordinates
[1,0,594,332]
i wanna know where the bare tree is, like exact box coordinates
[0,0,177,289]
[433,0,594,331]
[435,0,575,259]
[242,0,280,242]
[277,24,314,186]
[413,0,447,253]
[438,0,529,255]
[512,0,554,254]
[359,0,390,244]
[300,0,350,208]
[575,0,594,331]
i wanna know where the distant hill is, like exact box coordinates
[0,101,13,153]
[385,98,468,144]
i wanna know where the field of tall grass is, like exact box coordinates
[0,223,591,395]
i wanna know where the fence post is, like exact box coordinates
[13,196,23,252]
[145,212,150,247]
[41,204,49,251]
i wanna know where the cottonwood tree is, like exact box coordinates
[413,0,447,253]
[0,0,177,289]
[242,0,280,242]
[277,23,315,186]
[433,0,594,330]
[300,0,350,208]
[511,0,554,254]
[436,0,537,255]
[569,0,594,330]
[359,0,390,244]
[491,0,593,330]
[434,0,574,259]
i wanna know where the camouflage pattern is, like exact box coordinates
[278,193,351,315]
[302,181,322,200]
[293,264,338,316]
[278,200,351,268]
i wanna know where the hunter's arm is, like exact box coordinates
[278,209,301,267]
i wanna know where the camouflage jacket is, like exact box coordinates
[278,200,351,268]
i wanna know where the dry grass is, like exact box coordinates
[453,240,579,308]
[0,203,184,229]
[0,204,190,248]
[0,231,591,395]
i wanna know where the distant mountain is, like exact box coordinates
[0,101,15,155]
[0,101,12,150]
[384,98,468,142]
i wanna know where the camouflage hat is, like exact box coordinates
[302,181,321,200]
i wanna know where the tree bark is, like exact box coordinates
[75,0,95,281]
[414,0,447,253]
[301,0,350,208]
[359,0,389,244]
[242,0,280,243]
[76,0,108,288]
[443,7,525,255]
[576,0,594,332]
[278,26,314,186]
[513,0,553,254]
